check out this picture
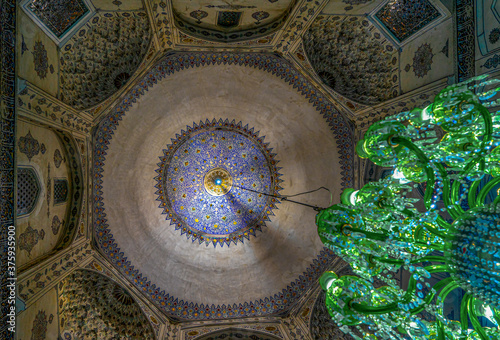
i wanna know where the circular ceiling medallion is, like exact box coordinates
[204,167,233,196]
[155,119,283,247]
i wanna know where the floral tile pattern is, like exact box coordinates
[27,0,89,38]
[18,131,40,161]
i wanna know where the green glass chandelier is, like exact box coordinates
[316,75,500,339]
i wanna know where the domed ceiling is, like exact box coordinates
[4,0,468,337]
[94,52,354,321]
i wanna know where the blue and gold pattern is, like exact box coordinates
[155,119,282,247]
[93,52,353,320]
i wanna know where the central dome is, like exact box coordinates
[95,57,348,317]
[204,167,233,196]
[154,120,282,247]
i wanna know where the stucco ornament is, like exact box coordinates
[32,40,48,79]
[18,130,40,161]
[412,43,434,78]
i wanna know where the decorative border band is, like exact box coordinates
[456,0,475,81]
[0,0,16,337]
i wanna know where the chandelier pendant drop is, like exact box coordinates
[317,75,500,339]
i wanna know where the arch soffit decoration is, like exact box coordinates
[51,128,84,250]
[17,122,84,273]
[172,0,298,43]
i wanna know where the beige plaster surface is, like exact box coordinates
[17,121,71,269]
[400,18,454,93]
[101,64,342,305]
[16,9,59,97]
[321,0,382,15]
[474,0,500,58]
[17,287,58,339]
[92,0,144,11]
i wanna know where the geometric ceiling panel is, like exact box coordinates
[26,0,89,37]
[53,178,69,205]
[375,0,441,42]
[20,0,95,45]
[154,120,283,247]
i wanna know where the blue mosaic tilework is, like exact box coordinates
[0,0,15,337]
[17,167,40,216]
[375,0,441,42]
[27,0,89,38]
[155,119,282,247]
[456,0,475,81]
[93,52,354,320]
